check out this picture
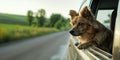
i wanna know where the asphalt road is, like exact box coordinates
[0,31,70,60]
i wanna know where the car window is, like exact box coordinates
[96,10,113,29]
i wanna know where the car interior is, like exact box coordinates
[91,0,119,32]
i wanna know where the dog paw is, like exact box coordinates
[78,44,92,49]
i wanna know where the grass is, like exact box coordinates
[0,13,27,25]
[0,23,59,43]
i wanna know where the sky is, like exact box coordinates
[0,0,83,18]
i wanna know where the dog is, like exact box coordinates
[69,6,113,53]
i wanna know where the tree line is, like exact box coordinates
[27,9,70,30]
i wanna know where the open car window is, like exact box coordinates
[96,10,113,29]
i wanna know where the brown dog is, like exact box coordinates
[69,6,113,53]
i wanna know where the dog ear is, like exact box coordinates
[80,6,99,29]
[80,6,94,20]
[69,10,79,20]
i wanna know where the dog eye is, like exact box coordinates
[78,22,84,25]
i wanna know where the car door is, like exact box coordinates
[112,0,120,60]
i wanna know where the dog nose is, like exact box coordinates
[69,30,75,34]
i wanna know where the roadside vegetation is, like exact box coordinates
[0,9,71,43]
[0,24,58,43]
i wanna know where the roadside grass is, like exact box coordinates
[0,23,59,43]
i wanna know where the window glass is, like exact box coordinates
[97,10,113,29]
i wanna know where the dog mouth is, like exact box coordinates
[69,30,83,36]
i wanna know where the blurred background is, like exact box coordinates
[0,0,83,60]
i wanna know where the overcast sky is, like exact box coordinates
[0,0,83,18]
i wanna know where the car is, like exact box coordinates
[67,0,120,60]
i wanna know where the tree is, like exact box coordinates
[54,16,71,30]
[65,18,71,29]
[36,9,46,27]
[27,10,33,26]
[49,14,62,27]
[38,9,46,17]
[55,19,63,29]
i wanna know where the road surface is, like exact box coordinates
[0,31,70,60]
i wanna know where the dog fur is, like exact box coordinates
[69,6,113,53]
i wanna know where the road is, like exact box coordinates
[0,31,70,60]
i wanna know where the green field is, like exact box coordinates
[0,13,27,25]
[0,23,58,43]
[0,13,61,43]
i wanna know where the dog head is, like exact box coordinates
[69,6,98,36]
